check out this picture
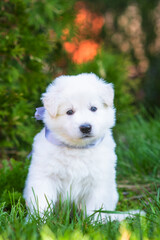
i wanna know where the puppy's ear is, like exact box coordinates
[41,86,58,118]
[101,83,114,107]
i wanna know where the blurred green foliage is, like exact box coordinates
[116,110,160,179]
[0,0,75,158]
[0,158,29,210]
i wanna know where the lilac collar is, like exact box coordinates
[35,107,104,149]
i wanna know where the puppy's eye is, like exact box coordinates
[66,109,74,115]
[90,106,97,112]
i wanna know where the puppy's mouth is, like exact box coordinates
[81,134,93,139]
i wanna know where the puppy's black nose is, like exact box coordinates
[80,124,92,134]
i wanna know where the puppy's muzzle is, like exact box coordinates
[79,123,92,135]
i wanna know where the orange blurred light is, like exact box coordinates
[72,40,99,64]
[62,1,104,64]
[63,42,76,54]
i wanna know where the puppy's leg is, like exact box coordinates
[85,183,119,220]
[24,177,57,215]
[104,210,145,222]
[85,185,144,221]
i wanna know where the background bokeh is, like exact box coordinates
[0,0,160,159]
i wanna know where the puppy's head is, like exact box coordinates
[42,73,115,147]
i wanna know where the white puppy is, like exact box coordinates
[24,73,138,221]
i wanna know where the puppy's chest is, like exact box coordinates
[48,147,102,181]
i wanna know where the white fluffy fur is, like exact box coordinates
[24,73,141,221]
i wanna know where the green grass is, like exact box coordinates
[116,110,160,181]
[0,110,160,239]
